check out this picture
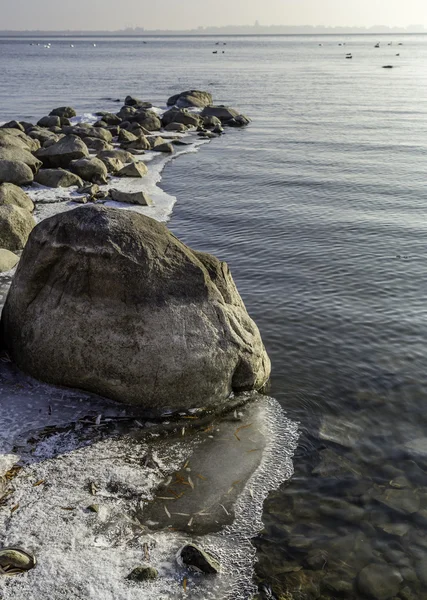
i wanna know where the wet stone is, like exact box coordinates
[304,549,328,570]
[126,565,158,582]
[318,415,363,448]
[375,488,420,515]
[178,544,220,574]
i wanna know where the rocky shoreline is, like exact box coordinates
[0,91,300,599]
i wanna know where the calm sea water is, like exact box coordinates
[2,34,427,598]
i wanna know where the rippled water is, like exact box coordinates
[2,34,427,598]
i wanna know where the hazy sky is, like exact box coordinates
[2,0,427,30]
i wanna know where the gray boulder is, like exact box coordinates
[161,108,200,128]
[49,107,77,118]
[99,157,124,174]
[132,110,161,131]
[0,249,19,273]
[357,564,402,599]
[124,96,152,109]
[0,145,42,173]
[109,189,152,205]
[27,127,59,146]
[0,160,34,186]
[167,90,213,108]
[0,205,35,251]
[70,157,108,185]
[153,142,174,154]
[118,129,138,144]
[0,206,270,410]
[37,115,61,129]
[0,183,34,211]
[0,129,40,152]
[82,137,113,152]
[35,135,89,168]
[94,112,121,126]
[1,121,24,132]
[164,122,187,132]
[63,126,113,144]
[122,137,151,151]
[97,149,136,164]
[35,169,84,188]
[202,115,222,129]
[201,106,250,126]
[117,162,148,178]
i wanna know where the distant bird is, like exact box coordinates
[93,44,97,47]
[382,65,394,69]
[70,44,74,48]
[345,54,353,59]
[319,43,323,46]
[375,43,380,48]
[213,51,218,54]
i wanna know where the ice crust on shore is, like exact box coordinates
[0,362,298,600]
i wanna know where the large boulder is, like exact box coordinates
[35,135,89,168]
[97,149,136,164]
[49,107,77,118]
[0,183,34,211]
[0,160,34,186]
[1,206,270,410]
[131,110,161,131]
[82,137,113,152]
[63,126,113,144]
[34,169,84,188]
[69,157,108,185]
[0,129,40,153]
[37,115,62,129]
[0,146,42,173]
[167,90,213,108]
[0,205,35,251]
[0,249,19,273]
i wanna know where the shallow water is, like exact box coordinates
[2,33,427,598]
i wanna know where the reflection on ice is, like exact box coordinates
[0,361,298,599]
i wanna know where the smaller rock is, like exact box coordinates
[49,107,77,118]
[153,142,174,154]
[87,504,99,513]
[99,157,124,174]
[38,115,61,128]
[177,544,220,574]
[304,549,328,570]
[77,184,100,197]
[70,157,108,185]
[117,162,148,178]
[126,565,158,582]
[35,168,84,188]
[164,122,186,132]
[109,189,153,206]
[0,249,19,273]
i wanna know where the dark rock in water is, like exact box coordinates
[0,159,34,186]
[416,558,427,586]
[201,105,250,125]
[117,162,148,178]
[109,188,152,205]
[357,564,402,599]
[124,96,153,109]
[49,106,77,118]
[70,157,108,185]
[35,135,89,168]
[35,168,84,188]
[202,115,222,129]
[373,487,420,515]
[304,549,328,570]
[0,249,19,273]
[178,544,220,574]
[0,183,34,212]
[382,65,394,69]
[228,115,251,127]
[126,565,158,581]
[0,205,270,409]
[0,204,35,251]
[167,90,213,108]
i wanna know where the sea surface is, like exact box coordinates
[1,34,427,598]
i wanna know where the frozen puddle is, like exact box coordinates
[0,362,298,600]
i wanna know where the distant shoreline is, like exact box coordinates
[0,32,426,38]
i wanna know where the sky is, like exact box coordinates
[1,0,427,31]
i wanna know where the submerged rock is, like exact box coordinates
[0,205,270,410]
[178,544,220,574]
[201,105,250,125]
[357,564,402,599]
